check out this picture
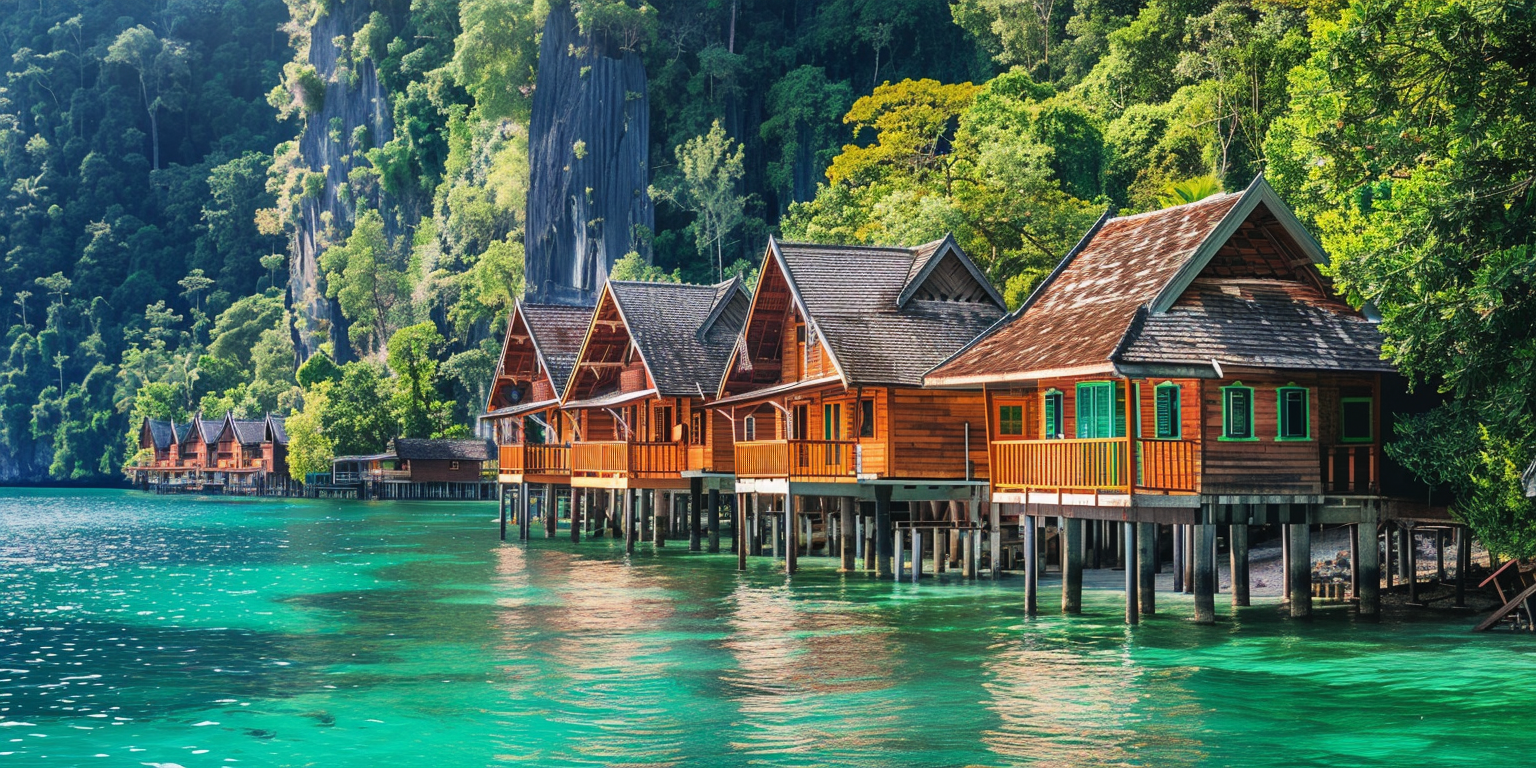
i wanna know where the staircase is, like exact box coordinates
[1474,560,1536,631]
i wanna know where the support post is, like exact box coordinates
[894,523,906,581]
[519,481,531,542]
[499,487,507,541]
[1137,521,1156,616]
[786,495,798,575]
[545,484,556,538]
[1062,517,1083,614]
[1288,522,1312,618]
[875,486,893,579]
[689,478,703,552]
[1023,513,1038,616]
[1194,522,1215,624]
[912,529,923,582]
[1436,529,1446,583]
[988,503,1002,578]
[1171,524,1184,593]
[625,489,637,555]
[650,490,663,548]
[1230,523,1250,607]
[839,497,856,572]
[708,488,721,553]
[1358,521,1380,616]
[571,488,582,544]
[737,495,749,571]
[1125,521,1139,625]
[1183,523,1195,594]
[1455,526,1470,608]
[1403,525,1419,604]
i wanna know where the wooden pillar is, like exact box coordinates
[650,490,664,548]
[1023,513,1039,616]
[1455,526,1471,608]
[1436,528,1446,582]
[1124,521,1139,625]
[1288,522,1312,618]
[786,495,798,575]
[1402,525,1418,604]
[545,484,557,538]
[1193,522,1215,624]
[1384,522,1394,591]
[875,486,893,579]
[1348,522,1360,598]
[988,503,1002,578]
[1171,524,1184,593]
[737,495,749,571]
[1358,521,1380,616]
[911,528,923,582]
[1183,523,1195,594]
[1281,523,1291,601]
[688,478,703,552]
[571,487,582,543]
[499,486,508,541]
[1137,521,1156,616]
[1062,516,1083,614]
[625,489,637,555]
[1230,523,1250,607]
[708,488,721,553]
[519,481,530,541]
[839,497,856,572]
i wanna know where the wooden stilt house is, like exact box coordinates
[481,301,594,487]
[713,235,1007,574]
[125,418,178,487]
[558,278,749,542]
[925,174,1448,620]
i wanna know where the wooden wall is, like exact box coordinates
[408,459,486,483]
[889,387,988,479]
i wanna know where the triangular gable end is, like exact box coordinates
[1148,174,1357,315]
[897,234,1005,309]
[561,282,654,403]
[697,276,747,342]
[486,302,552,412]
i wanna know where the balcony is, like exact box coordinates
[992,438,1198,494]
[572,441,685,480]
[499,443,572,477]
[734,440,858,481]
[1321,443,1377,494]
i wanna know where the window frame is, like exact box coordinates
[1153,381,1181,440]
[1275,385,1311,442]
[998,404,1024,437]
[1042,389,1063,440]
[858,398,875,438]
[744,415,756,442]
[1220,383,1258,441]
[823,402,843,441]
[1074,381,1125,439]
[1339,397,1374,444]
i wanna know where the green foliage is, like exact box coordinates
[650,121,748,281]
[386,323,454,439]
[319,208,408,354]
[1156,176,1222,208]
[296,352,344,388]
[285,388,334,481]
[322,362,399,456]
[609,251,680,283]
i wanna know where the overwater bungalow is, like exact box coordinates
[555,278,750,551]
[330,438,496,500]
[712,236,1006,576]
[481,300,593,533]
[130,413,295,494]
[925,175,1454,623]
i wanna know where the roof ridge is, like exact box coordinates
[1110,192,1240,223]
[774,239,919,253]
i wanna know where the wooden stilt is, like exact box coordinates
[499,487,507,541]
[988,503,1002,578]
[1172,524,1184,593]
[1193,522,1215,624]
[1436,528,1446,582]
[571,487,582,543]
[1230,523,1250,607]
[1358,521,1380,616]
[894,521,906,581]
[1288,522,1312,618]
[737,495,749,571]
[708,487,721,553]
[1403,525,1419,603]
[1183,523,1195,594]
[839,497,855,572]
[912,529,923,582]
[1062,517,1083,614]
[875,487,893,579]
[1137,521,1156,615]
[688,479,703,551]
[1023,513,1038,615]
[1455,526,1470,608]
[786,495,798,575]
[1348,522,1359,598]
[519,481,530,541]
[545,483,557,538]
[1125,521,1139,625]
[625,489,637,555]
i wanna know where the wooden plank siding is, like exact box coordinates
[889,388,988,479]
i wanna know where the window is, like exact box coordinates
[1075,382,1126,439]
[823,403,843,440]
[859,398,875,438]
[1341,398,1373,443]
[524,416,546,445]
[1277,386,1310,441]
[1221,383,1256,440]
[1042,391,1063,439]
[998,405,1024,436]
[744,416,756,441]
[1154,383,1181,440]
[450,461,460,471]
[793,404,808,440]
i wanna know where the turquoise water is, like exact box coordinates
[1,489,1532,767]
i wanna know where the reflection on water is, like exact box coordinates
[2,489,1535,768]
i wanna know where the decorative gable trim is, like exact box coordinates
[1148,174,1338,315]
[696,275,747,343]
[896,233,1005,309]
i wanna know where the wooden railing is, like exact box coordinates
[571,440,685,479]
[734,440,858,480]
[499,443,572,476]
[368,469,411,481]
[992,438,1199,494]
[1321,443,1378,494]
[1136,439,1199,492]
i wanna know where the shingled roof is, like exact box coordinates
[143,418,175,450]
[391,438,494,462]
[227,415,267,446]
[265,414,288,445]
[519,302,594,394]
[600,278,750,397]
[927,175,1385,385]
[724,236,1005,391]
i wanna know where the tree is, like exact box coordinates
[1266,0,1536,555]
[296,352,344,388]
[651,121,748,281]
[322,362,398,456]
[319,209,408,355]
[285,387,333,482]
[609,251,679,283]
[105,25,189,170]
[386,323,449,439]
[1156,176,1222,208]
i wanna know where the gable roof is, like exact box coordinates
[730,236,1005,390]
[265,414,288,445]
[224,414,267,446]
[391,438,494,462]
[142,418,175,450]
[926,175,1385,385]
[519,302,594,395]
[576,279,750,398]
[180,416,221,447]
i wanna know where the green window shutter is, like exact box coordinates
[1043,393,1062,439]
[1155,385,1180,439]
[1076,385,1093,438]
[1223,385,1253,439]
[1113,382,1127,438]
[1278,387,1309,440]
[1076,383,1119,439]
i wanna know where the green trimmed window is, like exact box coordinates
[1277,386,1310,441]
[1221,383,1256,440]
[998,405,1024,436]
[1075,382,1126,439]
[1341,398,1373,443]
[1154,382,1181,440]
[823,403,843,440]
[1043,391,1063,439]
